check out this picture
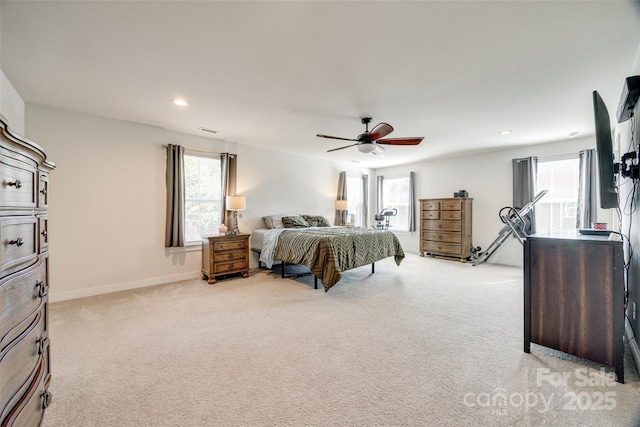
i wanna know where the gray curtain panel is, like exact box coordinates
[408,171,416,232]
[362,174,369,228]
[512,156,538,235]
[221,153,237,229]
[335,171,347,226]
[377,175,384,214]
[165,144,185,247]
[577,149,597,228]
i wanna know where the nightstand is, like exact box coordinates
[201,233,250,284]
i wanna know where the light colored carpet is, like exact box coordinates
[42,253,640,426]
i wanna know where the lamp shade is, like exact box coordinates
[226,195,246,211]
[335,200,348,211]
[357,143,377,153]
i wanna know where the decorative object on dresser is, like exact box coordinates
[419,197,472,262]
[0,114,55,426]
[202,233,250,284]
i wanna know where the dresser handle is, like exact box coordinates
[35,280,48,298]
[7,179,22,189]
[41,230,47,237]
[36,336,47,355]
[9,237,24,246]
[40,188,47,195]
[41,390,52,409]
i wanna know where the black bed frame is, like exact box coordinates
[251,248,374,290]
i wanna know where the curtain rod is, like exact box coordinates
[161,144,235,157]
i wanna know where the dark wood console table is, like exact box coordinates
[524,230,625,383]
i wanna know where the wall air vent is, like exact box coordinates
[198,127,219,134]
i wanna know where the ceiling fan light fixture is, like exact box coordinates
[357,143,377,153]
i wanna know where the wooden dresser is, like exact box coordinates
[524,231,625,383]
[0,115,54,426]
[202,233,250,284]
[419,197,473,261]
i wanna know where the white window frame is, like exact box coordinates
[535,154,580,233]
[183,151,223,245]
[380,175,411,232]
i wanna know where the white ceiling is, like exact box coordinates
[2,1,640,168]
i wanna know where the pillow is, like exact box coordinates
[302,215,330,227]
[282,215,311,228]
[262,214,287,229]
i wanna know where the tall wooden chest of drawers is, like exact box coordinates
[419,197,473,261]
[202,233,250,284]
[0,115,54,426]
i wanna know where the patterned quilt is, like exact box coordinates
[272,227,405,291]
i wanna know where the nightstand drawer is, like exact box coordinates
[213,249,245,262]
[214,240,246,251]
[213,260,248,274]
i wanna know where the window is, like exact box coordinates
[381,176,410,231]
[184,153,222,243]
[535,156,580,233]
[346,175,364,226]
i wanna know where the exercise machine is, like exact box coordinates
[470,190,548,266]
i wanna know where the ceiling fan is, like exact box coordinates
[317,117,424,155]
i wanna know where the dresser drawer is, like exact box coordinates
[422,231,461,243]
[213,249,245,263]
[422,210,440,220]
[0,156,37,209]
[421,200,440,210]
[0,309,46,418]
[0,259,47,350]
[214,240,246,252]
[213,260,248,274]
[38,217,48,253]
[37,172,49,209]
[0,218,38,278]
[441,210,462,220]
[422,220,462,232]
[0,352,49,427]
[441,200,462,210]
[421,241,462,256]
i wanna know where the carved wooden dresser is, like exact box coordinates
[0,115,54,426]
[419,197,473,261]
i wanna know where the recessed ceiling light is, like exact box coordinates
[498,130,512,135]
[172,99,188,107]
[569,131,579,137]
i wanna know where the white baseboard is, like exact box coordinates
[625,317,640,377]
[49,271,202,303]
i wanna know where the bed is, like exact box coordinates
[251,225,405,291]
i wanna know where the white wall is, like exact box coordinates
[375,136,608,266]
[0,70,24,134]
[25,104,370,302]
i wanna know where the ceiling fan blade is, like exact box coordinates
[317,134,358,142]
[377,137,424,146]
[327,143,358,152]
[369,123,394,140]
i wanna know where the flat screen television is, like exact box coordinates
[592,90,619,209]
